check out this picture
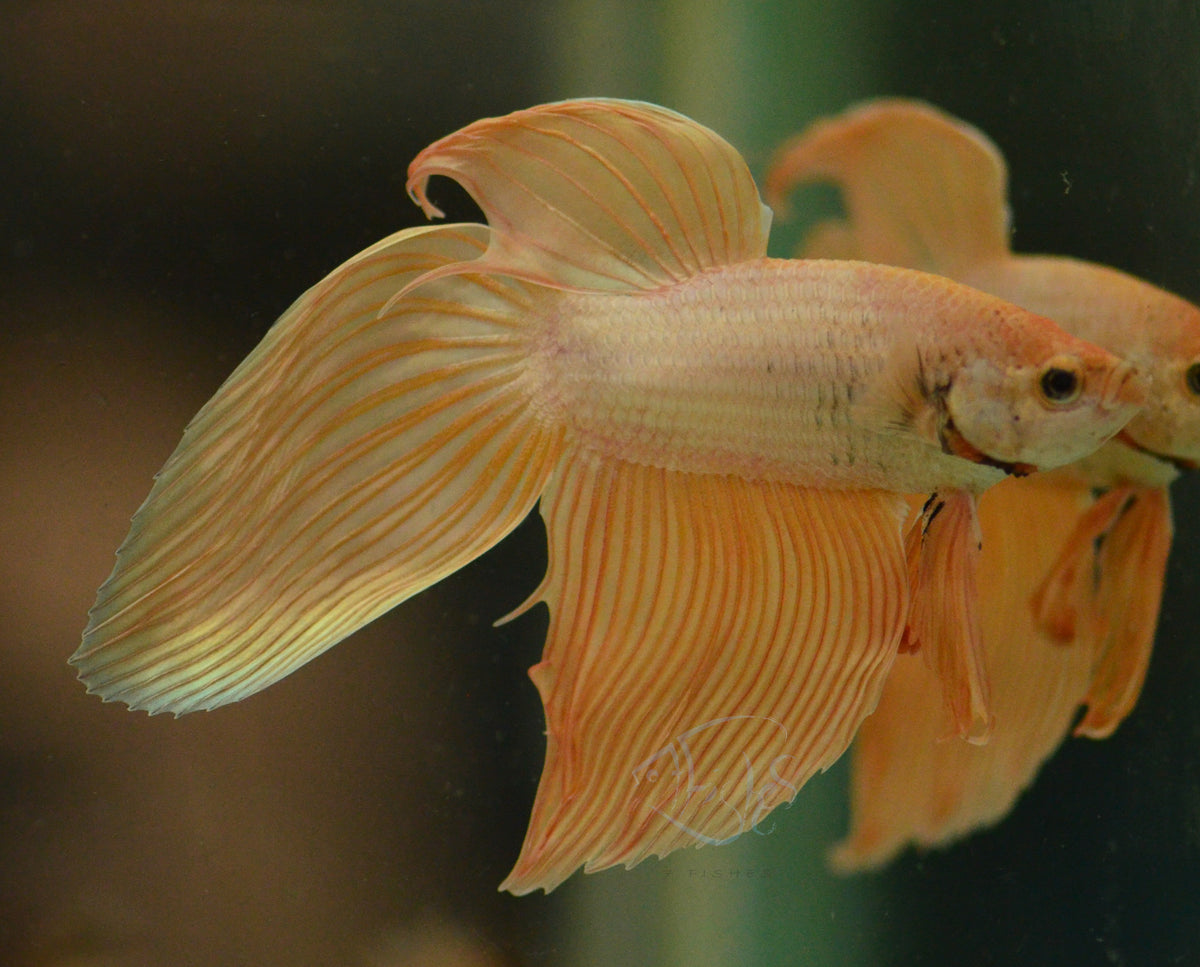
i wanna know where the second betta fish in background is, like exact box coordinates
[71,99,1141,894]
[767,99,1200,868]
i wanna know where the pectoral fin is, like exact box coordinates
[1076,486,1173,738]
[406,99,772,291]
[1027,483,1171,737]
[72,225,564,714]
[833,478,1099,870]
[903,490,992,743]
[499,452,910,894]
[765,99,1010,276]
[1030,486,1134,642]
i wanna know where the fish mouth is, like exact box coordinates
[1115,429,1197,473]
[939,418,1036,477]
[1102,361,1147,411]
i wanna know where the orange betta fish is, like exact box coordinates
[72,99,1142,894]
[767,98,1200,868]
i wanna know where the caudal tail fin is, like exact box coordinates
[764,99,1012,276]
[72,223,563,714]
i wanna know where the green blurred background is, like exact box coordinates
[2,2,1198,964]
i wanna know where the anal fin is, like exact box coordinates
[500,452,910,894]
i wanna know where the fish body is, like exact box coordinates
[539,257,1134,493]
[72,99,1142,893]
[767,98,1200,472]
[767,97,1198,868]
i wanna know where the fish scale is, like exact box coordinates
[544,258,1047,491]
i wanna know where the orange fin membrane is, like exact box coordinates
[903,490,992,743]
[1076,486,1173,737]
[1029,486,1134,642]
[798,218,865,262]
[72,225,564,714]
[832,478,1098,869]
[73,97,775,716]
[406,98,772,291]
[764,99,1010,276]
[499,451,910,894]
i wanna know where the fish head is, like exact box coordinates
[964,257,1200,474]
[1111,295,1200,470]
[940,316,1145,474]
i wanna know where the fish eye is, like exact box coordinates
[1037,357,1084,407]
[1186,361,1200,397]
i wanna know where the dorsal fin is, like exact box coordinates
[765,99,1010,276]
[407,98,772,291]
